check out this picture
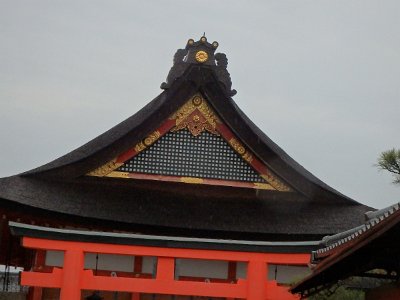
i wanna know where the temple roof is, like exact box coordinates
[0,37,372,242]
[291,202,400,295]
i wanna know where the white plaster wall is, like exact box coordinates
[45,250,63,267]
[142,256,156,274]
[45,251,156,274]
[45,251,309,283]
[85,253,134,272]
[236,262,247,280]
[175,259,228,279]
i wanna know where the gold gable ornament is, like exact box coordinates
[170,95,220,137]
[86,93,292,193]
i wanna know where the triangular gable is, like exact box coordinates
[87,94,291,191]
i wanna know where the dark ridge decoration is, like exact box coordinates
[161,36,237,96]
[117,129,266,183]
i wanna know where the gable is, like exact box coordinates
[87,94,291,191]
[117,130,266,183]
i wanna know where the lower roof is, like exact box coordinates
[0,175,371,241]
[291,202,400,295]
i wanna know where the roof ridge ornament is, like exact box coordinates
[161,36,237,96]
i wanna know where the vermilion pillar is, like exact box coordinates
[131,256,143,300]
[28,250,45,300]
[157,257,175,280]
[247,260,267,300]
[60,249,84,300]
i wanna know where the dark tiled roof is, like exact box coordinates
[0,40,372,241]
[315,202,400,259]
[0,174,370,240]
[291,202,400,294]
[17,65,362,203]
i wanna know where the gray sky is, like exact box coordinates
[1,1,399,209]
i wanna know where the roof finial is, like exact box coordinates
[161,36,237,96]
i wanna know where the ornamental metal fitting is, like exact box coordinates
[184,35,219,65]
[161,36,237,96]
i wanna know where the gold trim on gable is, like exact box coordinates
[253,183,276,190]
[86,93,293,193]
[87,130,161,177]
[105,171,130,178]
[87,159,122,177]
[228,138,253,163]
[261,174,291,192]
[228,137,291,191]
[170,95,220,136]
[180,177,204,184]
[134,130,161,154]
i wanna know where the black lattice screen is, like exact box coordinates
[117,129,266,183]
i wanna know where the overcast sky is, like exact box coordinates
[1,1,399,209]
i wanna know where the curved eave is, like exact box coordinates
[9,221,320,254]
[19,65,362,204]
[0,174,371,239]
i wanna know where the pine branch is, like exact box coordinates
[376,148,400,184]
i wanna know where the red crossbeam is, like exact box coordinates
[22,237,309,264]
[80,270,247,298]
[21,267,63,288]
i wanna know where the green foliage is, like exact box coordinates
[376,148,400,184]
[306,277,367,300]
[309,285,364,300]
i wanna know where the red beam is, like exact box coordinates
[22,237,310,265]
[81,270,247,298]
[21,268,62,288]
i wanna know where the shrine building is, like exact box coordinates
[0,37,372,300]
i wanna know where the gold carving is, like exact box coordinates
[170,95,220,136]
[88,130,161,177]
[229,138,245,155]
[87,158,123,177]
[195,51,208,63]
[254,183,276,190]
[242,152,253,163]
[261,174,291,192]
[144,131,161,146]
[134,130,161,153]
[172,113,218,137]
[228,137,291,191]
[134,142,146,153]
[180,177,204,184]
[192,96,202,106]
[105,171,130,178]
[229,138,253,163]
